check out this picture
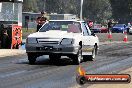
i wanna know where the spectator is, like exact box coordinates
[36,11,47,32]
[0,24,4,45]
[108,19,113,33]
[1,29,10,49]
[25,19,29,32]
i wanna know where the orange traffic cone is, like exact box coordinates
[108,31,112,41]
[123,34,128,42]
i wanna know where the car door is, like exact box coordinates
[81,22,97,55]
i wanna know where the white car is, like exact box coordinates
[128,27,132,34]
[26,20,99,64]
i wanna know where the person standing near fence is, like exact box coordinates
[36,12,47,32]
[1,29,10,49]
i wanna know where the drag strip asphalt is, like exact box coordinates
[0,42,132,88]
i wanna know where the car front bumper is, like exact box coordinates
[112,28,125,33]
[26,43,80,55]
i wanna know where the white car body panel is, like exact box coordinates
[129,27,132,33]
[28,30,82,39]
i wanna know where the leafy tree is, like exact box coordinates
[83,0,112,23]
[22,0,112,23]
[23,0,38,12]
[110,0,132,23]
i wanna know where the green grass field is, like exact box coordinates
[22,28,36,39]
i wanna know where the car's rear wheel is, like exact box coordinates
[27,53,37,65]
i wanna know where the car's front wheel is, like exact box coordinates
[27,53,37,65]
[72,46,82,65]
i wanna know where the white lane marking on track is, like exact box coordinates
[0,70,26,78]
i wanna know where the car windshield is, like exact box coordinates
[39,21,82,33]
[114,24,125,27]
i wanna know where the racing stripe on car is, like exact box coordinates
[82,45,94,52]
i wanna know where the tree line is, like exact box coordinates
[23,0,132,23]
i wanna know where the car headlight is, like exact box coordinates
[26,38,37,44]
[60,38,74,45]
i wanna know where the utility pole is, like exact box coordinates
[80,0,83,21]
[43,0,46,11]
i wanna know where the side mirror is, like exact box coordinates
[91,32,95,36]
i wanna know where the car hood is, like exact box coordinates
[28,30,82,39]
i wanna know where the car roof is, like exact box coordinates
[49,20,85,23]
[49,20,77,21]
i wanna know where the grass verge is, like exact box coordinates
[22,28,36,39]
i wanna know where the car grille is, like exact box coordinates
[113,28,120,30]
[37,38,60,44]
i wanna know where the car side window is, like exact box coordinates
[85,23,92,35]
[81,22,91,36]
